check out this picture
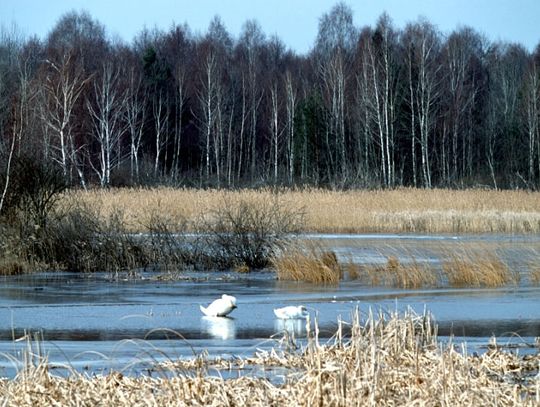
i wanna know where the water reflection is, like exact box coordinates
[274,318,306,337]
[201,316,236,340]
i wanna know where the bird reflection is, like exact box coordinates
[201,316,236,340]
[274,318,306,337]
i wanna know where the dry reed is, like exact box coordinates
[356,254,438,288]
[530,266,540,286]
[63,187,540,234]
[271,243,341,284]
[442,247,520,287]
[343,242,533,289]
[1,309,538,406]
[0,258,27,276]
[528,249,540,285]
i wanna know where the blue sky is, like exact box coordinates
[1,0,539,53]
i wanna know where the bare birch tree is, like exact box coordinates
[87,62,126,186]
[40,52,89,188]
[197,51,218,181]
[171,64,186,178]
[284,70,297,183]
[239,20,265,180]
[125,67,147,182]
[403,20,441,188]
[152,90,169,178]
[315,2,356,181]
[523,60,540,185]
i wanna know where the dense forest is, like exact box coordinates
[0,3,539,190]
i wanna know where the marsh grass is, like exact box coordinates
[526,249,540,286]
[386,255,438,288]
[1,309,538,406]
[66,187,540,234]
[529,266,540,285]
[0,258,27,276]
[442,248,520,288]
[271,243,341,284]
[345,244,530,289]
[355,254,438,288]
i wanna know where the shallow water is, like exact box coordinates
[0,234,539,377]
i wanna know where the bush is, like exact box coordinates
[3,202,151,273]
[0,156,67,228]
[200,195,304,269]
[142,211,194,270]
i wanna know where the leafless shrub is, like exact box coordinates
[0,156,67,228]
[142,211,192,270]
[200,195,304,269]
[0,199,153,273]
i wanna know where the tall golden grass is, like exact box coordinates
[443,252,519,287]
[354,255,438,288]
[528,249,540,286]
[530,266,540,285]
[1,310,538,406]
[271,243,341,284]
[344,244,533,289]
[63,187,540,234]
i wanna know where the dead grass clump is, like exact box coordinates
[389,257,438,288]
[234,263,250,273]
[529,266,540,285]
[0,258,27,275]
[272,243,341,284]
[344,258,362,280]
[443,250,519,287]
[357,255,437,288]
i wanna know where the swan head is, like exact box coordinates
[221,294,237,307]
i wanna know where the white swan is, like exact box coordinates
[200,294,237,317]
[273,305,308,319]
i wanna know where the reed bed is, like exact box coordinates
[271,243,341,284]
[442,247,520,288]
[530,266,540,286]
[528,249,540,286]
[1,310,538,406]
[354,255,439,288]
[343,244,534,289]
[0,258,27,276]
[65,187,540,234]
[271,241,537,288]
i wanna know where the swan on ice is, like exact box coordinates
[200,294,237,317]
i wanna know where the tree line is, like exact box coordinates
[1,3,539,191]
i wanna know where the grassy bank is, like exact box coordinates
[1,310,538,406]
[0,189,302,274]
[67,187,540,234]
[3,186,539,274]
